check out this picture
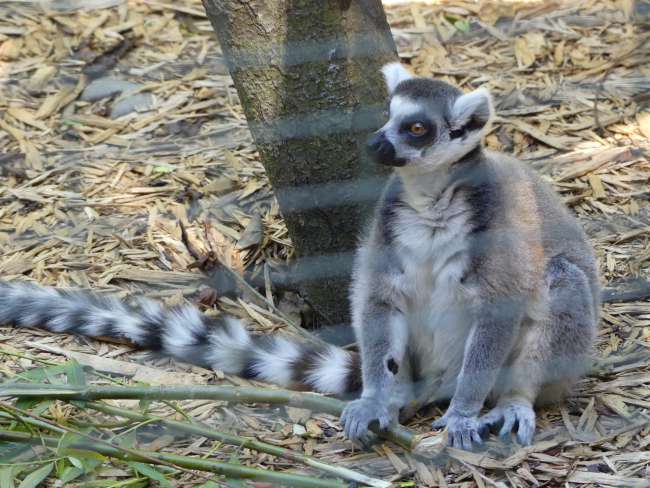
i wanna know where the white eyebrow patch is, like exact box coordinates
[389,95,422,122]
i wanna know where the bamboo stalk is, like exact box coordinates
[0,383,419,450]
[88,401,391,488]
[0,401,213,484]
[0,430,347,488]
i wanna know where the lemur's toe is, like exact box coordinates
[480,400,536,446]
[341,398,394,441]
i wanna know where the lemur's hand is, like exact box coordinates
[431,409,483,450]
[341,397,395,440]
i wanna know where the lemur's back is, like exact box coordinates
[486,151,600,314]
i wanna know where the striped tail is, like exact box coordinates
[0,281,361,396]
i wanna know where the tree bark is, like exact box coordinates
[202,0,397,325]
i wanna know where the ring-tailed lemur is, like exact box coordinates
[0,63,599,450]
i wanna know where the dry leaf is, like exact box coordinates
[636,112,650,139]
[514,37,535,67]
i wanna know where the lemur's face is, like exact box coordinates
[367,63,493,169]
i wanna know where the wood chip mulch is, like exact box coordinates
[1,0,650,485]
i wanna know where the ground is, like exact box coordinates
[1,0,650,486]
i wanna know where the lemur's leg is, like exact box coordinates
[430,301,525,450]
[479,256,597,445]
[340,302,414,439]
[398,355,462,422]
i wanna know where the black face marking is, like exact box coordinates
[450,127,465,139]
[367,132,406,166]
[399,114,436,148]
[450,111,487,140]
[387,357,399,375]
[466,114,487,132]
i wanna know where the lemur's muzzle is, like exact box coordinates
[367,132,406,167]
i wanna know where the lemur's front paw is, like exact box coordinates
[478,400,535,446]
[340,398,394,440]
[432,410,483,450]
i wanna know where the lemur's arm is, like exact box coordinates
[357,300,408,399]
[432,296,524,449]
[341,249,410,439]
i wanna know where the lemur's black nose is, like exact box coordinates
[367,132,406,167]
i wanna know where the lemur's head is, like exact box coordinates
[368,62,494,169]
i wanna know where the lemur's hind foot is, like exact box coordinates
[478,398,535,446]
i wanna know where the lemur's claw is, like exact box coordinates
[430,415,447,429]
[478,400,535,446]
[432,411,483,451]
[341,398,393,440]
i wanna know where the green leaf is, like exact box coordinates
[84,479,148,488]
[68,453,104,472]
[17,463,53,488]
[61,119,83,126]
[58,448,105,465]
[65,360,86,386]
[56,432,85,453]
[55,458,66,478]
[443,14,459,23]
[128,462,172,488]
[14,398,48,412]
[152,165,174,173]
[0,442,32,464]
[11,364,68,383]
[43,366,66,385]
[137,398,151,411]
[0,467,15,488]
[57,434,106,464]
[31,401,53,417]
[224,478,246,487]
[454,19,470,32]
[117,430,136,449]
[59,466,84,485]
[68,457,84,470]
[196,482,221,488]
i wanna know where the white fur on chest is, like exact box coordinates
[392,190,474,373]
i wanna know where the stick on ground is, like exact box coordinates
[88,401,391,488]
[0,430,347,488]
[0,383,420,450]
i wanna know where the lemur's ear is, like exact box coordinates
[381,62,413,94]
[450,87,494,135]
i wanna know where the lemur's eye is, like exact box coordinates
[409,122,427,136]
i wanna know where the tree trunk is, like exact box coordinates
[202,0,397,325]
